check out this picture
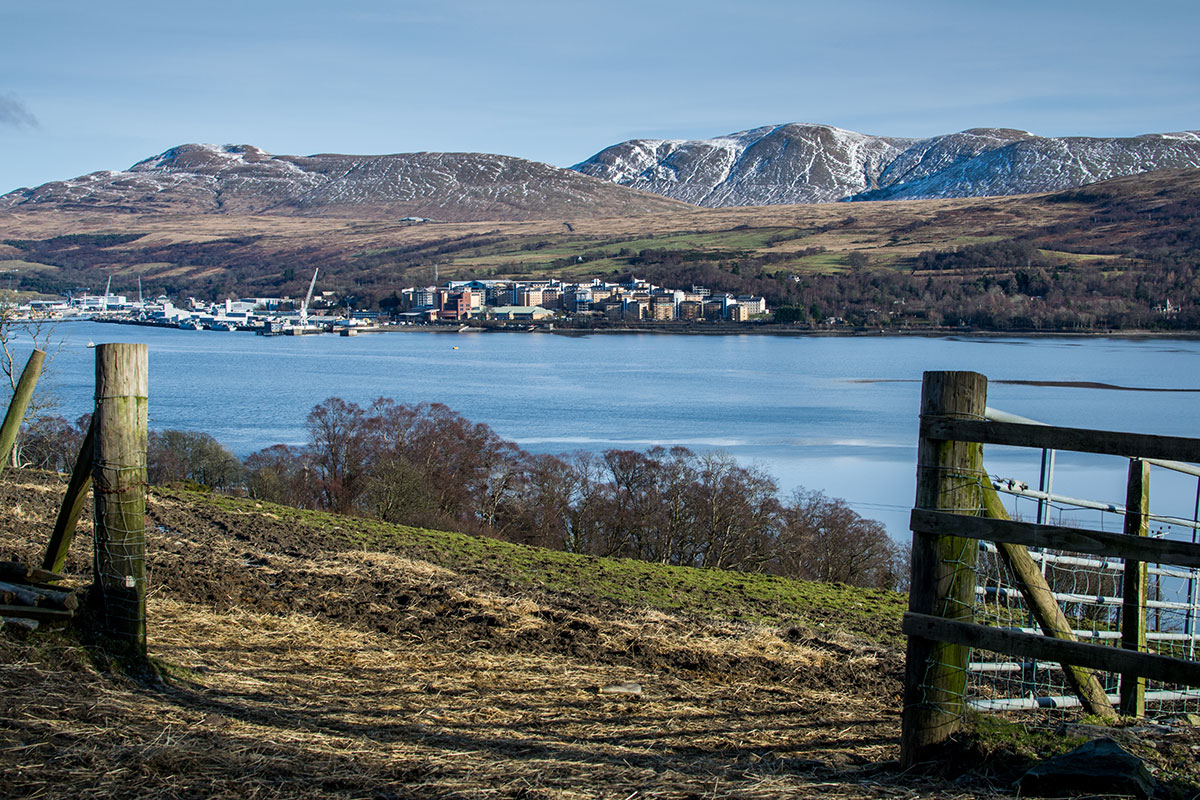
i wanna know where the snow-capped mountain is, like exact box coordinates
[0,144,690,221]
[572,124,1200,206]
[8,127,1200,220]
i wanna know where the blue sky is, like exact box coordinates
[2,0,1197,193]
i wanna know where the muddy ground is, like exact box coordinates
[1,471,1197,799]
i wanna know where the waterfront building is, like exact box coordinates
[736,295,768,315]
[651,295,676,321]
[488,306,554,321]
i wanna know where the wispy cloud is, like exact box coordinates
[0,93,39,129]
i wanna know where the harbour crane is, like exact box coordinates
[299,268,319,328]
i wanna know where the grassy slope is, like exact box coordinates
[189,489,907,644]
[1,471,927,799]
[176,492,1200,798]
[3,473,1199,797]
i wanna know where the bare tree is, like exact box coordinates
[776,489,903,589]
[515,451,609,553]
[364,399,528,533]
[686,451,780,571]
[0,291,62,467]
[246,397,904,591]
[18,413,88,473]
[596,448,658,558]
[148,429,244,490]
[364,455,441,527]
[245,444,313,507]
[306,397,372,514]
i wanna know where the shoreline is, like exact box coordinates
[537,325,1200,341]
[77,316,1200,341]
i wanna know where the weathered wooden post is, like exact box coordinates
[91,343,148,659]
[42,416,95,574]
[1121,458,1150,716]
[901,370,986,767]
[0,348,45,475]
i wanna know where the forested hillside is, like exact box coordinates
[2,168,1199,330]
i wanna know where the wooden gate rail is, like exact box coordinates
[910,509,1200,568]
[902,369,1200,767]
[903,613,1200,688]
[922,416,1200,462]
[906,510,1200,687]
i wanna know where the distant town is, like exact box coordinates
[10,273,771,335]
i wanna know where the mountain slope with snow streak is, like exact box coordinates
[1,144,691,221]
[8,126,1200,219]
[573,124,1200,206]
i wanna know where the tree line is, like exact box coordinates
[618,238,1200,331]
[19,398,906,591]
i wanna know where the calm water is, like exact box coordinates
[19,321,1200,539]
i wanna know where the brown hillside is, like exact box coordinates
[0,145,693,223]
[4,470,1200,797]
[0,168,1198,322]
[0,470,969,798]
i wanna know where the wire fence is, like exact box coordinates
[902,379,1200,766]
[89,344,149,653]
[966,461,1200,717]
[91,444,148,639]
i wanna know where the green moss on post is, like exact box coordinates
[901,370,986,767]
[91,343,149,660]
[0,349,45,475]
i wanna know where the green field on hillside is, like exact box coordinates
[186,489,908,642]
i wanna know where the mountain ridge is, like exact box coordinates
[5,124,1200,221]
[571,123,1200,206]
[0,144,691,222]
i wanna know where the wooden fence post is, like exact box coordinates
[0,348,45,475]
[42,416,95,574]
[901,370,987,767]
[91,343,148,659]
[1121,458,1150,716]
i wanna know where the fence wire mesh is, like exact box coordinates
[91,435,148,645]
[965,470,1200,718]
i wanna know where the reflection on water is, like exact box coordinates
[21,323,1200,539]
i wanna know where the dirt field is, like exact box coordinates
[1,471,1197,799]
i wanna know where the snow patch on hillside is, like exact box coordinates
[573,125,1200,207]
